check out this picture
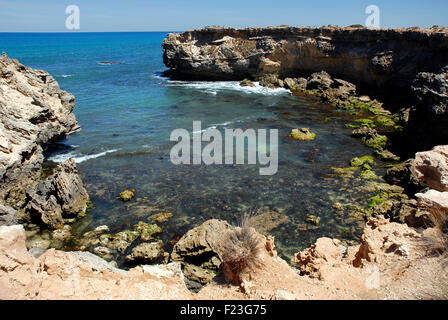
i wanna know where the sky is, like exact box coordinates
[0,0,447,32]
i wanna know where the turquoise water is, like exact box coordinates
[0,32,384,261]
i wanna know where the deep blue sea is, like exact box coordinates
[0,32,384,261]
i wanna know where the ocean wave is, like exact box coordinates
[56,74,73,78]
[166,80,291,96]
[48,149,118,164]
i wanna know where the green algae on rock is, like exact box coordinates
[133,221,162,241]
[149,212,174,223]
[117,189,135,202]
[289,128,316,141]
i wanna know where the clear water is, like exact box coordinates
[0,32,385,261]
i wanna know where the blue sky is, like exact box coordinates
[0,0,447,32]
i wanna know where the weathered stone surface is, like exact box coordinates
[416,189,448,215]
[414,145,448,191]
[0,225,193,299]
[293,237,342,279]
[307,71,333,90]
[125,241,164,263]
[24,159,89,229]
[0,53,80,204]
[412,66,448,116]
[0,202,18,226]
[171,219,232,284]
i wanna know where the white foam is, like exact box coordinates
[167,80,291,96]
[48,149,118,164]
[57,74,73,78]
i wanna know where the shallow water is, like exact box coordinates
[0,32,387,261]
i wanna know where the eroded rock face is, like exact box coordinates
[293,237,342,279]
[24,159,89,229]
[170,219,232,284]
[0,53,80,205]
[163,26,447,93]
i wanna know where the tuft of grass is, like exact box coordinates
[220,210,264,284]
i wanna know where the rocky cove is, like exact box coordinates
[0,26,448,299]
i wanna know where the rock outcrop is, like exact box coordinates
[24,159,89,229]
[162,26,448,100]
[415,145,448,192]
[0,53,80,206]
[413,145,448,215]
[170,219,232,284]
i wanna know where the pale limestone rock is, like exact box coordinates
[415,145,448,191]
[0,53,80,204]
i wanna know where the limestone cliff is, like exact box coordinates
[0,53,80,206]
[162,26,448,153]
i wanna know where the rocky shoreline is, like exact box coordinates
[163,26,448,155]
[1,24,448,299]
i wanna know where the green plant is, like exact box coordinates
[348,24,364,28]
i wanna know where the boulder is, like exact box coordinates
[125,241,164,264]
[240,78,255,87]
[24,159,89,229]
[414,145,448,191]
[306,71,333,91]
[171,219,232,284]
[289,128,316,141]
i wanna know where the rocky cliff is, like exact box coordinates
[0,53,80,206]
[162,26,448,154]
[0,53,89,229]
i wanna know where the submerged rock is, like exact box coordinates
[149,212,173,223]
[133,221,162,241]
[117,189,135,202]
[289,128,316,141]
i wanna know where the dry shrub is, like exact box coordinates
[421,207,448,261]
[220,209,264,284]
